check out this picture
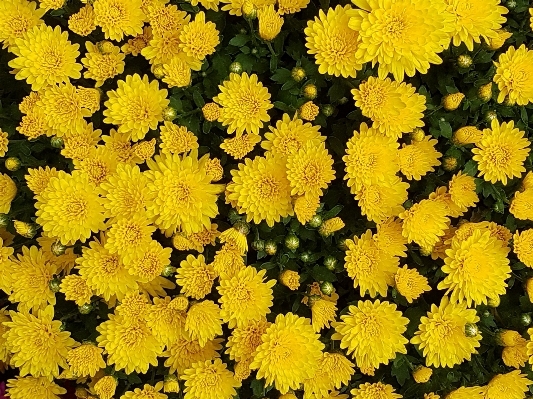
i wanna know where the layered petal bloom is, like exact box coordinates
[493,44,533,105]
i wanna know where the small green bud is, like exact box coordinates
[251,48,258,55]
[321,104,334,117]
[58,321,67,332]
[162,106,177,122]
[485,110,498,123]
[0,214,9,228]
[264,240,277,256]
[506,0,516,8]
[291,67,306,82]
[520,313,532,326]
[307,294,322,307]
[320,281,334,296]
[50,136,64,148]
[284,233,299,251]
[338,97,348,105]
[79,303,94,315]
[5,157,21,171]
[324,256,337,270]
[251,239,265,252]
[457,54,472,68]
[152,64,165,79]
[303,84,317,100]
[233,220,250,235]
[482,310,491,318]
[308,214,322,229]
[337,237,348,251]
[51,241,67,256]
[464,323,479,337]
[300,251,312,263]
[229,62,243,74]
[49,278,61,293]
[161,265,176,277]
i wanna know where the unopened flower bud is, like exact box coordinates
[97,40,114,54]
[229,62,243,74]
[321,104,334,117]
[152,64,166,79]
[251,240,265,252]
[464,323,479,337]
[49,278,61,293]
[265,240,277,255]
[485,110,498,123]
[5,157,21,171]
[162,106,177,122]
[303,84,317,100]
[443,157,458,171]
[443,93,465,111]
[457,54,472,68]
[51,241,67,256]
[161,265,176,277]
[308,214,322,229]
[284,233,299,250]
[0,214,9,228]
[320,281,334,295]
[291,67,306,82]
[79,303,94,314]
[478,82,493,102]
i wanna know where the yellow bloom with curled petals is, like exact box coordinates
[280,269,300,290]
[104,214,155,261]
[485,371,531,399]
[220,133,261,159]
[258,5,283,41]
[68,5,96,36]
[61,122,101,161]
[126,240,172,283]
[60,274,93,306]
[94,376,117,399]
[394,266,431,303]
[514,229,533,268]
[446,387,485,399]
[311,298,337,332]
[400,198,450,249]
[160,122,198,155]
[398,135,441,181]
[294,194,320,225]
[453,126,483,145]
[185,300,223,347]
[6,376,66,399]
[303,352,354,398]
[81,42,125,87]
[226,318,270,361]
[162,57,192,88]
[448,172,479,212]
[0,0,45,50]
[176,254,216,299]
[93,0,145,41]
[179,12,220,61]
[510,188,533,221]
[66,343,106,378]
[278,0,310,14]
[356,178,409,224]
[351,382,402,399]
[181,359,241,399]
[121,382,167,399]
[503,343,528,369]
[25,166,59,196]
[374,218,407,258]
[164,334,222,374]
[493,45,533,106]
[122,26,153,56]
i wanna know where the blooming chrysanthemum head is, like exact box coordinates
[472,119,530,185]
[179,11,220,60]
[6,376,66,399]
[181,359,241,399]
[220,133,261,159]
[25,166,59,196]
[493,44,533,106]
[212,243,246,278]
[185,300,223,347]
[176,254,216,299]
[0,173,17,214]
[398,135,441,181]
[294,194,320,225]
[514,229,533,268]
[66,343,105,378]
[122,382,167,399]
[160,122,199,155]
[400,198,450,249]
[394,266,431,303]
[68,5,96,36]
[502,342,528,369]
[448,171,479,212]
[93,0,145,41]
[61,122,101,161]
[164,334,222,374]
[354,177,409,224]
[213,72,273,136]
[94,375,117,399]
[0,0,45,50]
[250,312,324,394]
[122,26,153,56]
[73,146,118,186]
[351,382,402,399]
[510,188,533,221]
[147,3,188,35]
[374,218,407,258]
[485,371,531,399]
[104,214,155,262]
[258,5,284,41]
[127,239,172,283]
[81,41,125,87]
[278,0,310,14]
[311,298,337,332]
[60,274,93,306]
[162,56,192,88]
[226,318,270,361]
[305,5,362,78]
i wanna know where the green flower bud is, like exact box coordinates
[161,265,176,277]
[152,64,166,79]
[5,157,21,171]
[79,303,94,315]
[321,104,334,117]
[251,239,265,252]
[324,256,337,270]
[457,54,472,68]
[162,106,177,122]
[229,62,243,74]
[337,237,348,251]
[284,233,299,251]
[0,214,9,228]
[50,136,64,148]
[51,241,67,256]
[320,281,334,296]
[520,313,532,326]
[49,278,61,293]
[485,110,498,123]
[265,240,277,256]
[233,220,250,235]
[300,251,312,263]
[307,214,322,229]
[291,67,306,82]
[464,323,479,337]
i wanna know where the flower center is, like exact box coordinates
[8,16,32,37]
[360,314,381,336]
[257,176,280,199]
[170,181,192,202]
[64,197,89,221]
[486,145,511,166]
[383,14,407,41]
[100,254,121,274]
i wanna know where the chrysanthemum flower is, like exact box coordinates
[146,3,188,35]
[251,312,324,394]
[115,292,149,321]
[61,122,101,161]
[514,229,533,268]
[73,146,118,186]
[485,371,531,399]
[146,296,186,347]
[348,0,454,81]
[374,218,407,258]
[176,254,216,299]
[305,5,361,77]
[77,87,101,113]
[352,77,426,138]
[399,198,450,249]
[310,298,337,332]
[0,0,45,50]
[294,194,320,225]
[181,359,241,399]
[398,136,442,180]
[298,101,319,121]
[344,230,399,297]
[97,313,163,374]
[164,334,222,374]
[66,343,105,378]
[76,236,138,302]
[127,240,172,283]
[351,382,402,399]
[503,342,528,369]
[472,120,530,185]
[227,154,293,226]
[132,138,156,162]
[0,173,16,214]
[217,266,276,328]
[179,12,220,61]
[428,186,463,219]
[9,25,82,91]
[103,74,169,142]
[185,300,223,347]
[438,229,511,306]
[81,42,125,87]
[411,296,481,367]
[448,172,479,212]
[59,274,93,306]
[446,387,485,399]
[278,0,309,14]
[220,0,275,16]
[212,243,246,278]
[4,306,76,380]
[258,5,284,41]
[262,113,324,157]
[16,110,48,139]
[19,91,40,115]
[94,376,117,399]
[220,133,261,159]
[343,123,399,192]
[218,226,248,254]
[142,31,196,67]
[394,266,431,303]
[0,130,7,157]
[226,318,270,361]
[160,122,198,155]
[104,214,155,262]
[93,0,145,41]
[24,166,57,197]
[6,376,66,399]
[303,352,354,398]
[493,45,533,105]
[162,57,192,88]
[145,151,223,236]
[202,102,220,121]
[184,223,220,252]
[203,157,224,182]
[122,382,167,399]
[68,5,96,36]
[510,188,533,221]
[122,26,153,55]
[453,126,483,145]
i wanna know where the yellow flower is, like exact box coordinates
[355,178,409,224]
[93,0,145,41]
[343,122,400,192]
[73,146,118,186]
[121,382,167,399]
[181,359,241,399]
[514,229,533,268]
[0,0,45,50]
[4,306,76,380]
[251,312,324,394]
[280,269,300,290]
[448,172,479,212]
[104,74,169,142]
[131,137,158,162]
[400,199,450,249]
[319,217,345,237]
[179,11,220,61]
[218,226,248,254]
[146,297,186,347]
[68,5,96,36]
[497,330,524,347]
[478,82,493,102]
[213,72,273,136]
[258,5,283,41]
[6,376,66,399]
[61,122,102,161]
[19,91,40,115]
[160,122,198,155]
[127,240,172,283]
[446,387,485,399]
[351,382,402,399]
[303,352,354,398]
[298,101,319,121]
[485,371,531,399]
[413,366,432,383]
[104,214,155,261]
[310,298,337,332]
[233,357,253,381]
[184,223,220,252]
[278,0,309,13]
[204,157,224,182]
[411,296,481,367]
[142,31,195,67]
[0,130,8,157]
[202,102,221,121]
[60,275,93,306]
[9,24,81,91]
[81,41,125,87]
[185,300,223,347]
[176,254,216,299]
[221,0,275,16]
[352,77,426,139]
[503,343,529,369]
[162,57,192,88]
[163,374,180,393]
[510,188,533,221]
[374,218,407,258]
[147,4,189,35]
[190,0,220,11]
[122,26,153,56]
[220,133,261,159]
[473,119,530,185]
[77,87,101,113]
[398,135,441,180]
[94,376,117,399]
[226,318,270,361]
[294,194,320,224]
[212,243,246,277]
[486,28,512,50]
[218,266,276,328]
[493,44,533,105]
[305,5,361,77]
[345,230,399,297]
[394,266,431,303]
[164,334,223,374]
[16,110,48,139]
[443,93,465,111]
[66,343,106,378]
[332,300,408,373]
[0,173,16,213]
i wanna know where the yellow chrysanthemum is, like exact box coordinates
[398,135,442,180]
[0,173,17,214]
[4,306,76,380]
[344,230,399,297]
[485,371,531,399]
[428,187,462,219]
[250,312,324,394]
[220,133,261,159]
[9,24,82,91]
[162,56,192,88]
[185,300,223,347]
[122,26,153,55]
[343,122,400,192]
[348,0,454,81]
[94,376,117,399]
[164,334,222,374]
[213,72,273,136]
[59,274,93,306]
[184,223,220,252]
[0,130,7,157]
[352,77,426,138]
[203,157,224,182]
[73,146,118,186]
[25,166,59,196]
[394,266,431,303]
[160,122,199,155]
[146,3,188,35]
[127,240,172,283]
[503,343,528,369]
[226,318,270,361]
[220,0,275,16]
[298,101,319,121]
[217,266,276,328]
[446,0,507,51]
[181,359,241,399]
[355,177,410,224]
[411,296,481,367]
[514,229,533,268]
[142,31,196,67]
[310,298,337,332]
[262,113,325,157]
[131,136,157,161]
[104,214,155,262]
[258,5,283,41]
[278,0,310,14]
[175,254,216,299]
[145,151,223,236]
[16,109,48,139]
[438,229,511,306]
[103,74,169,142]
[77,87,101,113]
[146,297,186,347]
[179,12,220,61]
[374,218,407,258]
[61,122,102,160]
[294,194,320,225]
[305,5,361,78]
[510,188,533,221]
[493,44,533,105]
[66,343,106,378]
[212,243,246,278]
[453,126,483,145]
[93,0,145,41]
[472,119,530,185]
[227,154,294,226]
[412,366,432,383]
[351,382,402,399]
[68,5,96,36]
[19,91,40,114]
[202,102,220,121]
[332,300,408,374]
[97,313,163,374]
[448,171,479,212]
[319,217,345,237]
[6,376,66,399]
[400,199,450,249]
[0,0,45,50]
[81,41,125,87]
[303,352,354,398]
[121,382,167,399]
[446,387,485,399]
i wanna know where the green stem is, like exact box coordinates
[266,41,277,57]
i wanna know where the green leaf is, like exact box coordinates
[463,160,478,176]
[391,354,410,386]
[310,265,336,282]
[127,374,142,384]
[438,120,453,139]
[271,68,292,83]
[322,205,343,220]
[192,90,205,108]
[229,34,250,47]
[250,379,265,397]
[260,262,277,270]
